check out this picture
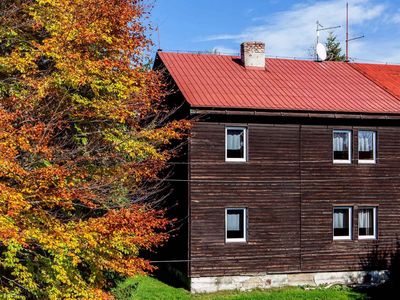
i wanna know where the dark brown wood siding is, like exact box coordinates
[189,119,400,277]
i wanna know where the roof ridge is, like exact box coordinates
[159,51,400,66]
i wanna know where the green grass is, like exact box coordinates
[112,276,367,300]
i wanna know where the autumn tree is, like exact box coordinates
[325,32,346,61]
[0,0,189,299]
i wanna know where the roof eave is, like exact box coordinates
[189,106,400,120]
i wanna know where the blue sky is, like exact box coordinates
[150,0,400,64]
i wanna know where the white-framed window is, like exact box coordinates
[225,208,247,243]
[333,130,352,164]
[358,131,376,164]
[358,207,377,239]
[333,207,352,240]
[225,127,247,162]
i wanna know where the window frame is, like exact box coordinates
[225,208,247,243]
[333,206,352,241]
[225,127,247,162]
[358,207,377,240]
[358,131,377,164]
[333,130,352,164]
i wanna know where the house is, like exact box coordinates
[154,42,400,293]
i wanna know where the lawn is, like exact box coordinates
[112,276,367,300]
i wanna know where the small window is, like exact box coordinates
[358,207,377,239]
[226,127,246,162]
[358,131,376,164]
[225,208,246,242]
[333,207,352,240]
[333,130,352,163]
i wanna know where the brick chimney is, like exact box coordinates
[240,42,266,69]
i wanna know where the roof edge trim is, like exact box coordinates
[190,108,400,120]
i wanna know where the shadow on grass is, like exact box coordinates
[154,262,190,289]
[356,239,400,299]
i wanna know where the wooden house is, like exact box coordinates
[154,42,400,293]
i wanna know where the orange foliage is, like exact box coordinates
[0,0,189,298]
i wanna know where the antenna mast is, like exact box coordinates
[156,25,161,51]
[346,2,349,61]
[345,2,365,62]
[315,21,341,61]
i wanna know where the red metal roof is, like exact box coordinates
[351,63,400,100]
[158,52,400,114]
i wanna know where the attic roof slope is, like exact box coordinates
[158,52,400,114]
[352,63,400,100]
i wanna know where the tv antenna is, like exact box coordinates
[315,21,341,61]
[156,25,161,51]
[345,2,365,62]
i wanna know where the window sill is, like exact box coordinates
[358,160,376,164]
[333,160,352,164]
[358,236,377,240]
[225,239,247,244]
[333,237,352,241]
[225,159,247,163]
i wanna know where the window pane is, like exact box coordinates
[333,131,350,161]
[333,208,350,237]
[226,209,245,239]
[359,131,375,161]
[227,129,245,159]
[227,214,240,231]
[359,208,375,236]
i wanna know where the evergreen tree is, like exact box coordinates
[325,32,346,61]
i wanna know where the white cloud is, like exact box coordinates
[204,34,247,41]
[390,13,400,24]
[200,0,400,62]
[350,39,400,64]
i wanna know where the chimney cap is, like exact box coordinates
[240,41,266,69]
[241,41,265,46]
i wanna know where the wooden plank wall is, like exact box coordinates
[189,119,400,277]
[301,125,400,272]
